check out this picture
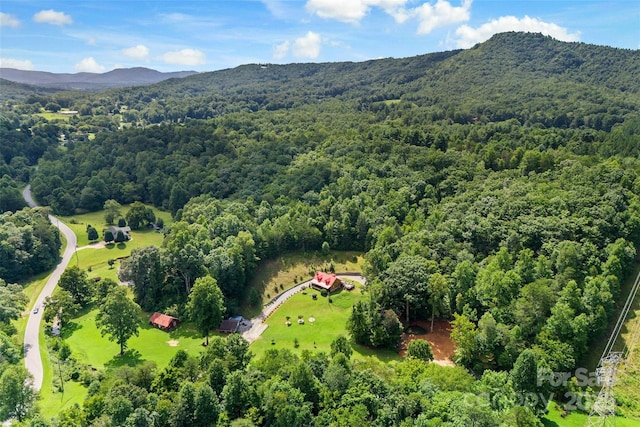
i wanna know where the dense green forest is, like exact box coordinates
[1,32,640,425]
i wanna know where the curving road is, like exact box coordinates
[22,185,77,391]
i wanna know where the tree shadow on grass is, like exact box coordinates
[117,242,126,250]
[105,243,115,250]
[169,324,201,340]
[105,348,144,368]
[59,321,82,339]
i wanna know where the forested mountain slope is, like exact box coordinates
[76,32,638,129]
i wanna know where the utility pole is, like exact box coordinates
[57,357,64,394]
[585,352,622,427]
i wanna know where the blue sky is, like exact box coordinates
[1,1,638,73]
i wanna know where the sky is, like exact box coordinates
[0,0,638,74]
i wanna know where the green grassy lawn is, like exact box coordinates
[63,306,207,369]
[38,326,88,419]
[60,204,171,248]
[56,205,171,280]
[614,275,640,419]
[242,250,363,317]
[249,284,399,362]
[37,111,71,122]
[543,403,638,426]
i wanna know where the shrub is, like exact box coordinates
[321,241,330,256]
[249,288,261,307]
[321,290,328,297]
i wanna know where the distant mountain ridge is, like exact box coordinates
[0,67,198,90]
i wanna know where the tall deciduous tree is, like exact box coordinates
[126,202,155,230]
[427,272,450,332]
[186,276,225,346]
[164,222,205,294]
[119,246,164,311]
[0,365,36,422]
[0,280,28,326]
[58,265,92,306]
[451,313,478,366]
[95,287,141,356]
[103,199,122,225]
[43,289,79,328]
[382,255,435,321]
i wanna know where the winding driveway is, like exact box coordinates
[22,185,77,391]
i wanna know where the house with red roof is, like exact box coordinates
[310,271,342,293]
[149,312,179,331]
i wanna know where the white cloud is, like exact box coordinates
[122,45,150,60]
[306,0,472,31]
[292,31,322,59]
[86,38,96,46]
[306,0,408,24]
[455,16,581,48]
[415,0,471,34]
[0,57,34,70]
[74,57,106,73]
[261,0,290,19]
[160,49,206,66]
[0,12,20,28]
[273,41,290,59]
[33,9,73,26]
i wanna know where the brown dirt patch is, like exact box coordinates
[399,320,455,366]
[167,340,179,347]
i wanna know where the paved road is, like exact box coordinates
[22,185,77,391]
[242,273,365,343]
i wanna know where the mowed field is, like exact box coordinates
[58,205,172,279]
[543,404,639,426]
[249,284,398,362]
[242,250,363,317]
[614,285,640,420]
[63,305,207,369]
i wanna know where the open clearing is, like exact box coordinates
[399,320,455,366]
[543,404,638,426]
[242,250,363,317]
[63,307,206,369]
[249,284,398,362]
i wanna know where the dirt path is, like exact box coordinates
[78,241,107,250]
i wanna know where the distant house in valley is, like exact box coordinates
[310,271,343,293]
[149,312,179,331]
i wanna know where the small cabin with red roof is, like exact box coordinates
[310,271,342,293]
[149,312,179,331]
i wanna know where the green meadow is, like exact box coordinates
[63,306,206,369]
[57,204,171,279]
[249,284,398,362]
[242,250,363,316]
[542,404,638,426]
